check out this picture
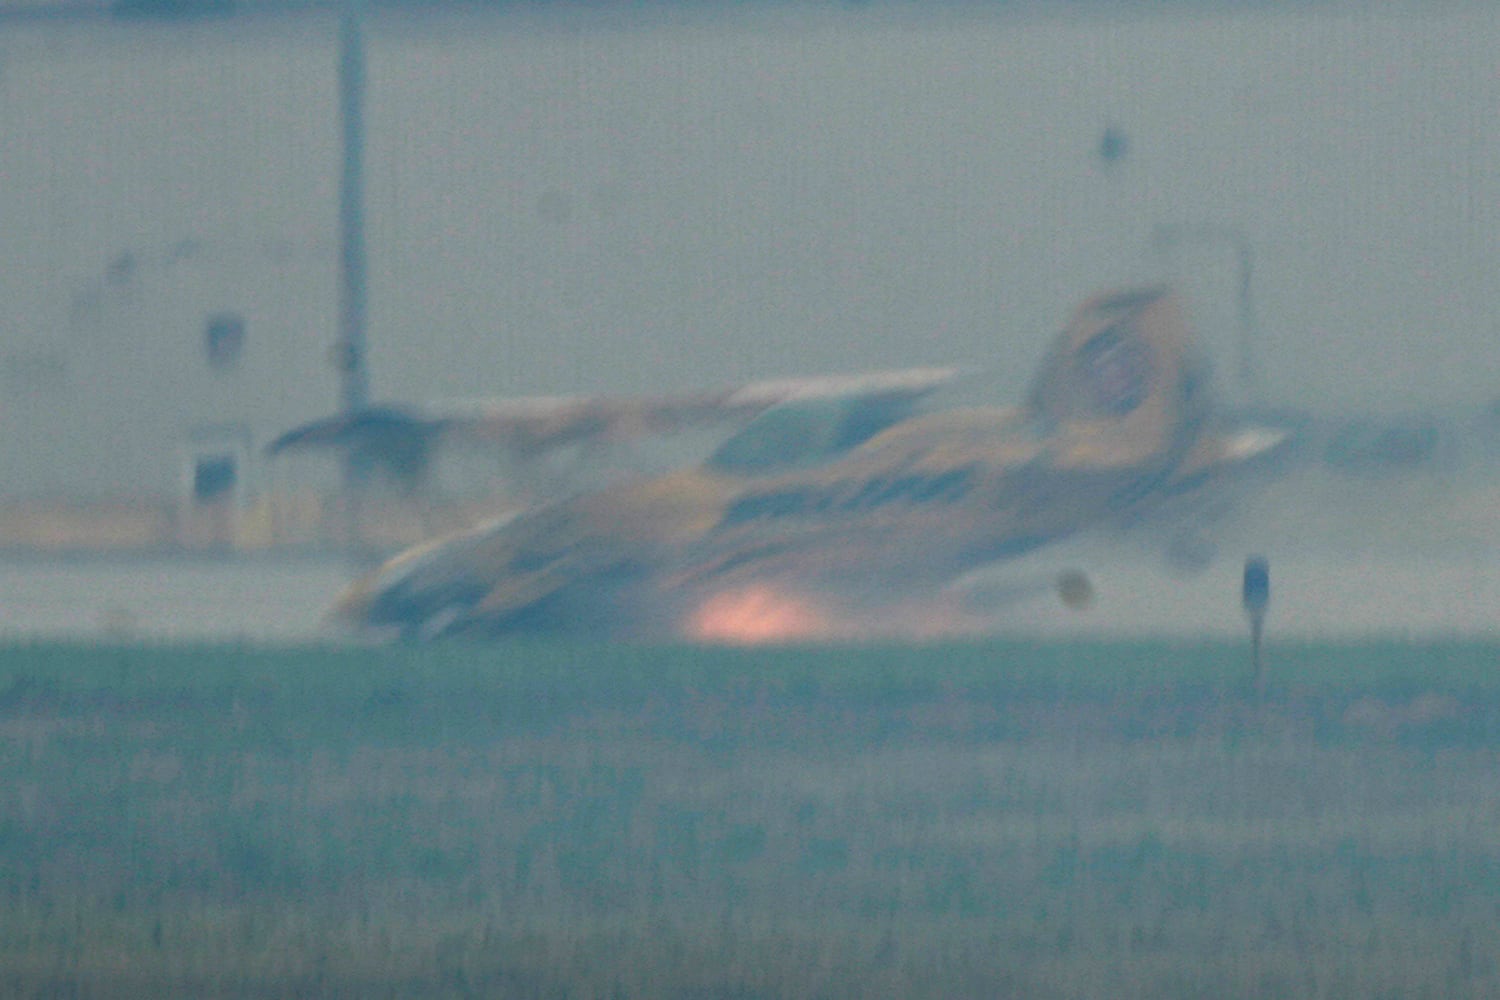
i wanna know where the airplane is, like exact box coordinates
[270,286,1295,643]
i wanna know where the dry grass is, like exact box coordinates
[0,638,1496,997]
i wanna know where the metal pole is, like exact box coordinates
[1232,234,1256,397]
[1151,223,1257,402]
[337,0,369,414]
[337,0,370,544]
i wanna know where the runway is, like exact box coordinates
[0,546,1494,643]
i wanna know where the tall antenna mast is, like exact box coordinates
[337,0,369,414]
[336,0,370,538]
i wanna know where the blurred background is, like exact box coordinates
[0,0,1495,637]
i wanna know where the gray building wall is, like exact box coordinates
[0,18,338,501]
[1,4,1497,502]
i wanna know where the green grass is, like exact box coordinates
[0,638,1497,997]
[9,633,1499,697]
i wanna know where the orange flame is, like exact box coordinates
[685,585,830,645]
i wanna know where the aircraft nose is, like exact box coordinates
[365,576,491,639]
[329,537,491,640]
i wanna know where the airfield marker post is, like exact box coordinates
[1242,556,1270,695]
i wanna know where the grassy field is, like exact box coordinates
[0,637,1498,998]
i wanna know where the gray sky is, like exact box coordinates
[351,4,1498,410]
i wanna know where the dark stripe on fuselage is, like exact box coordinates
[722,467,977,527]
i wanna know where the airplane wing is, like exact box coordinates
[265,368,960,494]
[322,286,1310,644]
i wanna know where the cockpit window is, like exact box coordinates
[1076,327,1152,417]
[707,396,912,474]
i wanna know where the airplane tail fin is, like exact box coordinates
[1024,286,1213,469]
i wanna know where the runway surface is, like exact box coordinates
[0,546,1494,643]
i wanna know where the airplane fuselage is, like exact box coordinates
[331,287,1289,643]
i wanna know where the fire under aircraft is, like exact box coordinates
[270,286,1294,642]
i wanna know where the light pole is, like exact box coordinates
[336,0,370,543]
[337,0,369,416]
[1150,222,1257,401]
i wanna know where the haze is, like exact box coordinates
[3,4,1496,424]
[0,1,1496,633]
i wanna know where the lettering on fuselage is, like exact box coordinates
[722,467,976,527]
